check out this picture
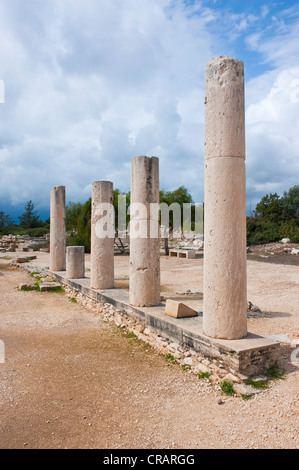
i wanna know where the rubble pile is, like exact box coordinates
[0,234,49,253]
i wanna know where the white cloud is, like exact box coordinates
[0,0,298,217]
[0,0,218,210]
[246,74,299,208]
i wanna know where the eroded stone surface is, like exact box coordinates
[203,56,247,340]
[90,181,114,289]
[50,185,66,272]
[129,156,160,307]
[66,246,85,279]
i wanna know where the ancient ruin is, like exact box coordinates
[203,56,247,340]
[90,181,114,289]
[66,246,85,279]
[8,56,281,376]
[50,185,66,272]
[129,156,160,307]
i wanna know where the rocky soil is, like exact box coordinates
[0,249,298,449]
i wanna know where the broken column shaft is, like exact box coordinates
[129,156,160,307]
[50,185,66,272]
[66,246,85,279]
[203,56,247,340]
[90,181,114,289]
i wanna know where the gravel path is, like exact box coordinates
[0,255,298,449]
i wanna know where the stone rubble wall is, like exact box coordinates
[0,234,49,253]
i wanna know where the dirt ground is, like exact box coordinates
[0,248,298,449]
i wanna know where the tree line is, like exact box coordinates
[247,185,299,244]
[0,201,49,237]
[1,185,298,248]
[65,186,195,252]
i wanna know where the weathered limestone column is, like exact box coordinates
[203,56,247,340]
[129,156,160,307]
[90,181,114,289]
[50,185,66,272]
[66,246,85,279]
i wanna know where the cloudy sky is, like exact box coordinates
[0,0,298,220]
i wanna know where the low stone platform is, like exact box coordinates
[49,270,280,376]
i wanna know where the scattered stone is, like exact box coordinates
[182,357,193,366]
[39,282,61,292]
[247,301,261,314]
[183,351,191,357]
[209,375,220,384]
[195,363,211,374]
[165,299,198,318]
[19,283,37,291]
[265,334,291,344]
[233,383,260,397]
[291,248,299,255]
[202,359,210,366]
[251,375,268,382]
[134,324,144,333]
[223,373,241,384]
[236,373,249,381]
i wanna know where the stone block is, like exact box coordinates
[165,299,198,318]
[39,282,61,292]
[169,249,195,259]
[19,283,37,291]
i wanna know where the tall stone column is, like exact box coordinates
[129,156,160,307]
[90,181,114,289]
[203,56,247,340]
[50,185,66,272]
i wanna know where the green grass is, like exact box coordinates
[30,272,42,281]
[181,364,191,372]
[165,353,178,365]
[127,331,137,339]
[220,380,235,396]
[245,378,270,390]
[69,297,77,303]
[265,363,286,380]
[48,285,64,293]
[198,371,211,379]
[240,394,252,401]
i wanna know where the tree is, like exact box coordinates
[280,185,299,220]
[0,211,12,230]
[160,186,193,206]
[247,186,299,245]
[254,193,282,222]
[159,186,194,235]
[65,201,83,232]
[18,201,41,228]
